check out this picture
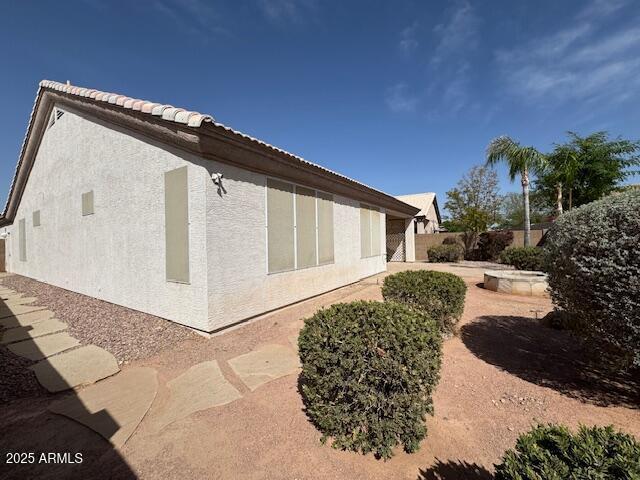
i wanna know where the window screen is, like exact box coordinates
[317,192,334,264]
[267,179,295,273]
[19,218,26,262]
[360,206,371,258]
[33,210,41,227]
[371,208,381,256]
[165,167,190,283]
[82,191,94,216]
[295,186,317,269]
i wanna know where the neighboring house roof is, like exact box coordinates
[0,80,418,226]
[394,192,442,223]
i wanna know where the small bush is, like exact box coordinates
[298,301,442,460]
[499,246,543,271]
[494,424,640,479]
[427,244,464,263]
[477,230,514,261]
[382,270,467,335]
[543,190,640,369]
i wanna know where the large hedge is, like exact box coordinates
[543,190,640,368]
[382,270,467,335]
[500,246,544,271]
[427,244,464,263]
[495,424,640,479]
[298,301,442,459]
[477,230,514,261]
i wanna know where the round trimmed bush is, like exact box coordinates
[543,190,640,368]
[427,244,464,263]
[495,424,640,479]
[382,270,467,335]
[499,246,543,271]
[298,301,442,459]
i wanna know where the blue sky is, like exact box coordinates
[1,0,639,215]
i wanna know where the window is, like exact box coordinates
[19,218,26,262]
[164,167,190,283]
[360,204,381,258]
[82,191,94,216]
[33,210,41,227]
[267,179,334,274]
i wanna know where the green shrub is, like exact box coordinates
[427,244,464,263]
[477,230,514,261]
[382,270,467,335]
[499,246,543,271]
[442,236,461,246]
[495,424,640,480]
[543,190,640,368]
[298,301,442,460]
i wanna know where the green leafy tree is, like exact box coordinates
[444,165,501,250]
[486,136,545,246]
[498,191,549,229]
[536,131,640,211]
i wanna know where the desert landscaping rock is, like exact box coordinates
[228,344,301,391]
[0,309,55,329]
[0,303,47,319]
[1,318,68,344]
[31,345,120,392]
[50,367,158,447]
[153,361,242,430]
[7,332,81,361]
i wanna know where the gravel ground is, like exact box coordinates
[0,274,200,364]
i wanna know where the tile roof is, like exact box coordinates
[2,80,408,221]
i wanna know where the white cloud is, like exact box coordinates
[431,1,479,65]
[399,23,419,57]
[495,0,640,106]
[385,83,419,113]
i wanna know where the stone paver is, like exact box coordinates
[1,292,23,301]
[0,309,55,329]
[31,345,120,392]
[0,304,47,319]
[2,296,38,306]
[152,361,242,430]
[50,367,158,447]
[7,332,81,361]
[0,318,68,344]
[228,344,301,391]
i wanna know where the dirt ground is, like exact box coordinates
[1,262,639,480]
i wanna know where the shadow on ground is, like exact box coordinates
[0,294,137,479]
[461,315,640,409]
[418,459,493,480]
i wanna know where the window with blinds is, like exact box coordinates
[360,204,381,258]
[266,179,334,274]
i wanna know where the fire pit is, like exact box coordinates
[483,270,548,296]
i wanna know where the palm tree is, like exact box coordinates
[486,136,545,247]
[543,145,580,215]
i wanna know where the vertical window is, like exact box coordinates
[165,167,190,283]
[33,210,41,227]
[19,218,26,262]
[360,204,381,258]
[267,179,334,274]
[82,191,94,216]
[295,186,317,269]
[317,192,334,264]
[267,179,295,273]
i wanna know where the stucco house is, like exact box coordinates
[0,80,418,332]
[394,193,441,234]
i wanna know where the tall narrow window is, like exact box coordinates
[317,192,334,264]
[82,191,94,216]
[165,167,190,283]
[267,179,295,273]
[295,186,317,269]
[360,204,381,258]
[19,218,26,262]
